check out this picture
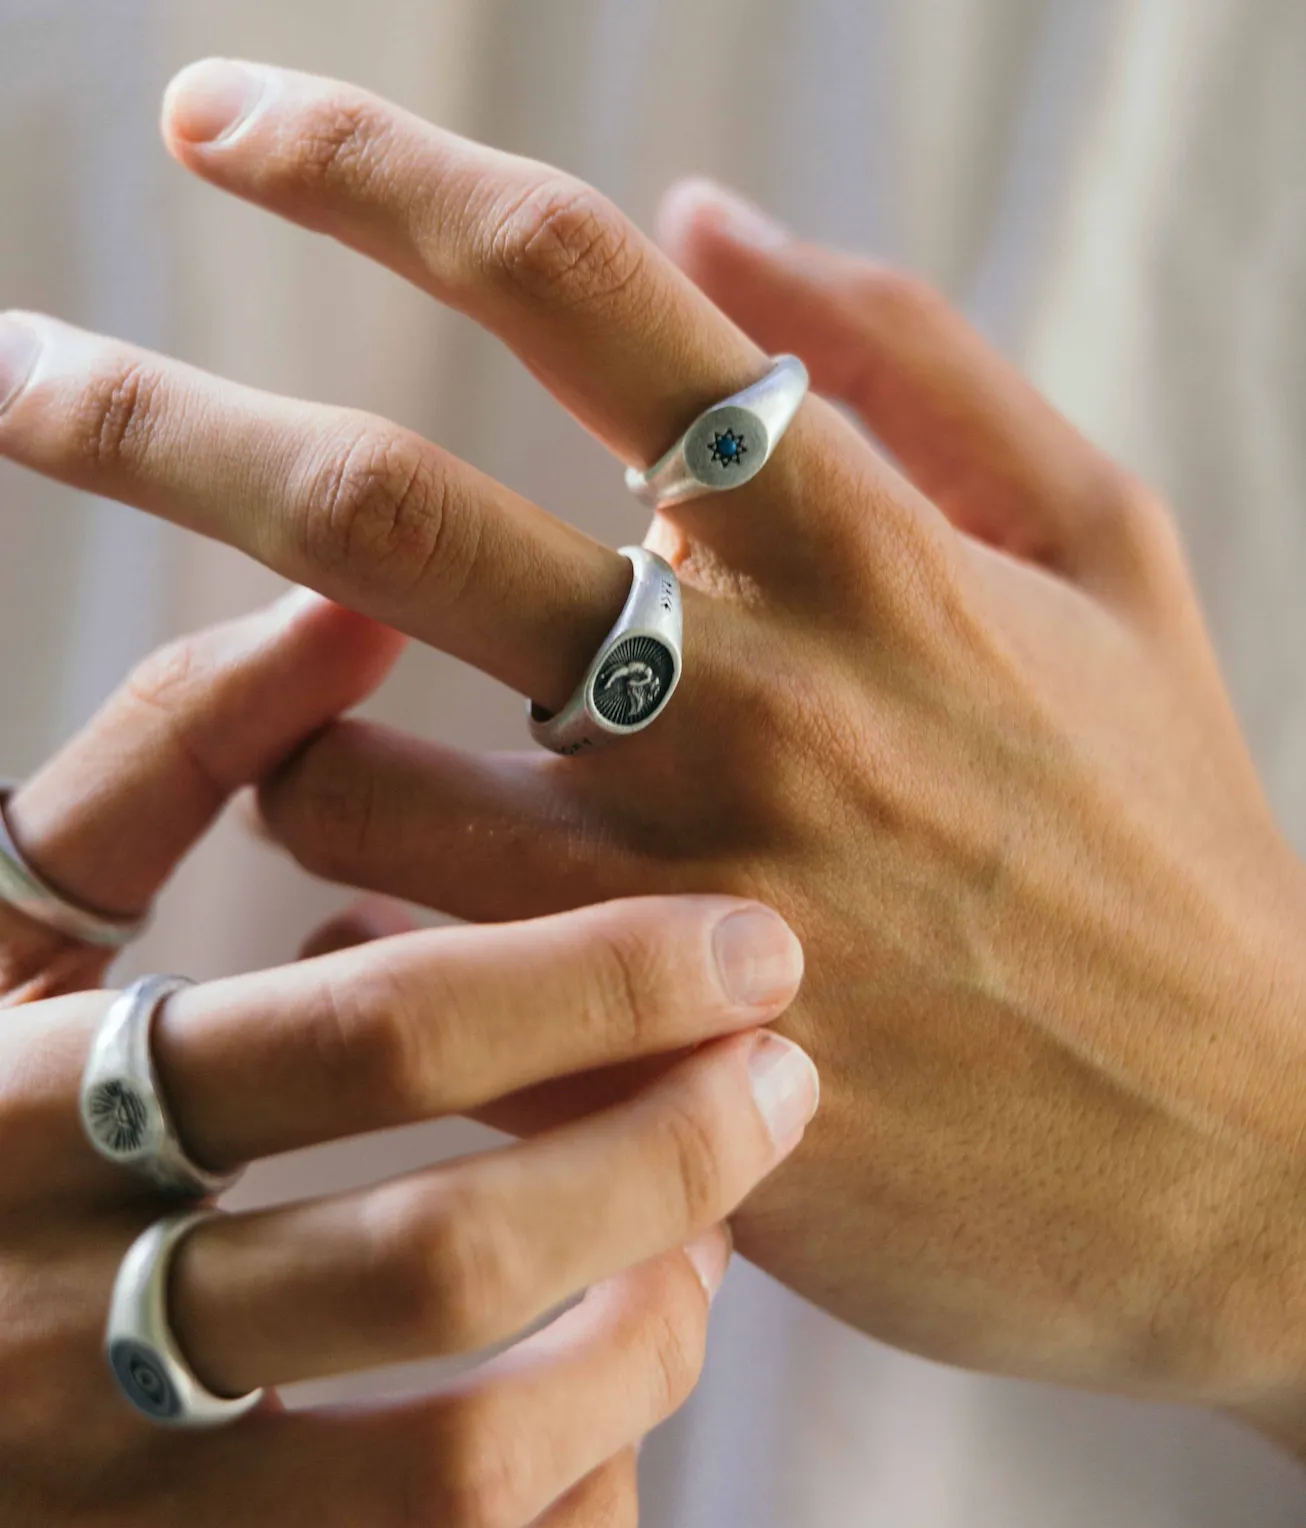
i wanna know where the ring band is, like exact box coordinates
[624,354,810,509]
[106,1209,265,1428]
[81,974,241,1198]
[528,546,682,755]
[0,782,148,949]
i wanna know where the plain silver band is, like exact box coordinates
[80,974,241,1198]
[528,546,683,755]
[0,782,148,949]
[624,354,810,509]
[106,1209,265,1428]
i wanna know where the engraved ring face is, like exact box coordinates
[109,1340,181,1421]
[683,403,772,491]
[86,1079,150,1158]
[590,635,677,729]
[708,427,749,470]
[624,355,809,510]
[80,973,238,1198]
[527,546,682,755]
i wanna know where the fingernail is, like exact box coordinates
[0,316,41,415]
[683,1225,732,1302]
[165,59,274,147]
[748,1032,819,1151]
[692,178,790,251]
[712,906,804,1009]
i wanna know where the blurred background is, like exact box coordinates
[4,1,1306,1522]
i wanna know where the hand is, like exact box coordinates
[3,58,1305,1455]
[0,596,814,1525]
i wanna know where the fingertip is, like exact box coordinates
[656,177,789,262]
[161,58,278,154]
[655,177,723,254]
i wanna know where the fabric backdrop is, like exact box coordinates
[3,1,1306,1522]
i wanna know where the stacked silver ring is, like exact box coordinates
[531,355,808,756]
[80,975,262,1427]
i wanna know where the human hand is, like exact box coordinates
[0,595,813,1524]
[2,58,1304,1454]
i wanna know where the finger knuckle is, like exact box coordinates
[301,963,426,1120]
[658,1088,729,1229]
[370,1180,522,1357]
[126,632,202,713]
[629,1265,708,1417]
[122,635,233,800]
[486,178,646,311]
[291,95,394,201]
[298,426,453,595]
[641,1285,708,1417]
[856,267,950,332]
[581,913,675,1052]
[74,355,162,473]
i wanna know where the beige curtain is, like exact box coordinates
[4,0,1306,1521]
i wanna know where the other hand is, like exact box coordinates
[0,594,812,1524]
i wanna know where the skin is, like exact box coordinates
[3,56,1306,1466]
[0,594,817,1526]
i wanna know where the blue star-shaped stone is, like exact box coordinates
[709,429,748,468]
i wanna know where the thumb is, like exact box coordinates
[657,177,1136,584]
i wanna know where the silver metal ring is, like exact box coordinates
[106,1209,265,1428]
[81,974,241,1198]
[624,354,810,509]
[528,546,682,755]
[0,782,148,949]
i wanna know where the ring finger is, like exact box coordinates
[168,1024,812,1395]
[141,1242,718,1528]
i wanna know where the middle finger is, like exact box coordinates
[161,61,899,571]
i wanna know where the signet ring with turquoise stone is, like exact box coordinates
[624,354,809,509]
